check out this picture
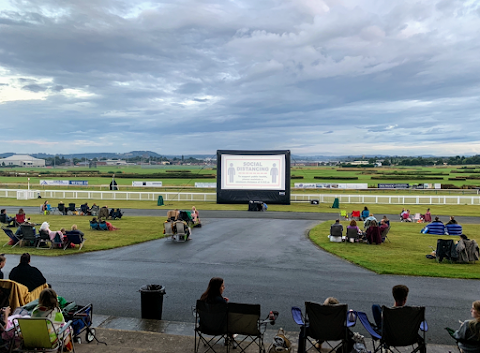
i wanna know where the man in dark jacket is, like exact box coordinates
[9,253,47,291]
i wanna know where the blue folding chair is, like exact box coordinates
[2,228,21,248]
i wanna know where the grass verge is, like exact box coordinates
[309,221,480,279]
[1,215,164,256]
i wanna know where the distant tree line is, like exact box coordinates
[342,155,480,166]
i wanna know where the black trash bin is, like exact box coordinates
[140,284,166,320]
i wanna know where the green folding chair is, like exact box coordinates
[14,317,74,352]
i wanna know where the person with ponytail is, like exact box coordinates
[453,300,480,353]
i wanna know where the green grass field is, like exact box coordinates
[1,215,164,256]
[1,165,480,279]
[309,221,480,279]
[3,165,480,189]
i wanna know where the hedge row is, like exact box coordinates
[314,176,358,180]
[100,173,215,179]
[371,176,444,180]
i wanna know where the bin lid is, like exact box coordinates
[140,284,165,293]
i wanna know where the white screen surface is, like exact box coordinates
[221,154,285,190]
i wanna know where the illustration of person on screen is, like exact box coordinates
[270,163,278,183]
[228,163,235,183]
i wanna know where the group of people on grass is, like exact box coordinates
[0,253,73,350]
[421,215,463,235]
[400,207,432,223]
[0,208,29,227]
[329,214,390,245]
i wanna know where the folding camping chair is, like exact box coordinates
[357,306,426,353]
[436,239,458,263]
[446,327,480,353]
[56,203,66,215]
[381,226,391,243]
[194,300,228,353]
[67,203,78,215]
[164,222,174,238]
[292,302,349,353]
[413,213,421,222]
[90,205,99,217]
[346,227,359,243]
[174,221,189,242]
[228,302,269,353]
[2,228,21,248]
[89,221,100,230]
[80,204,91,216]
[36,230,52,249]
[19,225,38,248]
[63,232,85,251]
[339,210,349,220]
[351,211,360,221]
[13,317,74,353]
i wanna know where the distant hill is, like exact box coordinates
[32,151,163,159]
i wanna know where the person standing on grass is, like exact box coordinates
[423,208,432,223]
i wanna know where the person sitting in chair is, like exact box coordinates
[98,206,109,220]
[329,219,343,242]
[361,207,370,221]
[69,225,84,239]
[421,217,446,235]
[0,209,15,227]
[402,209,412,222]
[372,285,425,353]
[9,253,47,292]
[446,216,463,236]
[451,300,480,353]
[109,208,123,220]
[81,203,91,216]
[364,214,377,228]
[191,206,201,224]
[365,220,382,245]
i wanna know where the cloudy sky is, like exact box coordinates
[1,0,479,156]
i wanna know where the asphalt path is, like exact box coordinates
[2,207,480,344]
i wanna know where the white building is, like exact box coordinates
[1,154,45,167]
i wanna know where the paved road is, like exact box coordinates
[10,206,480,224]
[2,211,479,344]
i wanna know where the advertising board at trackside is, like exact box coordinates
[132,181,163,187]
[40,180,88,186]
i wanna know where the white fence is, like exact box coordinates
[290,194,480,205]
[1,189,480,205]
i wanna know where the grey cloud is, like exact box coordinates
[22,84,47,92]
[0,0,479,155]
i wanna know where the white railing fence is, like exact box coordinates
[2,189,480,205]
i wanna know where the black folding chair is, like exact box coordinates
[36,229,52,249]
[194,300,228,353]
[228,302,269,353]
[67,203,77,215]
[436,239,458,263]
[56,203,66,215]
[446,327,480,353]
[19,225,38,247]
[358,306,426,353]
[295,302,349,353]
[63,232,86,251]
